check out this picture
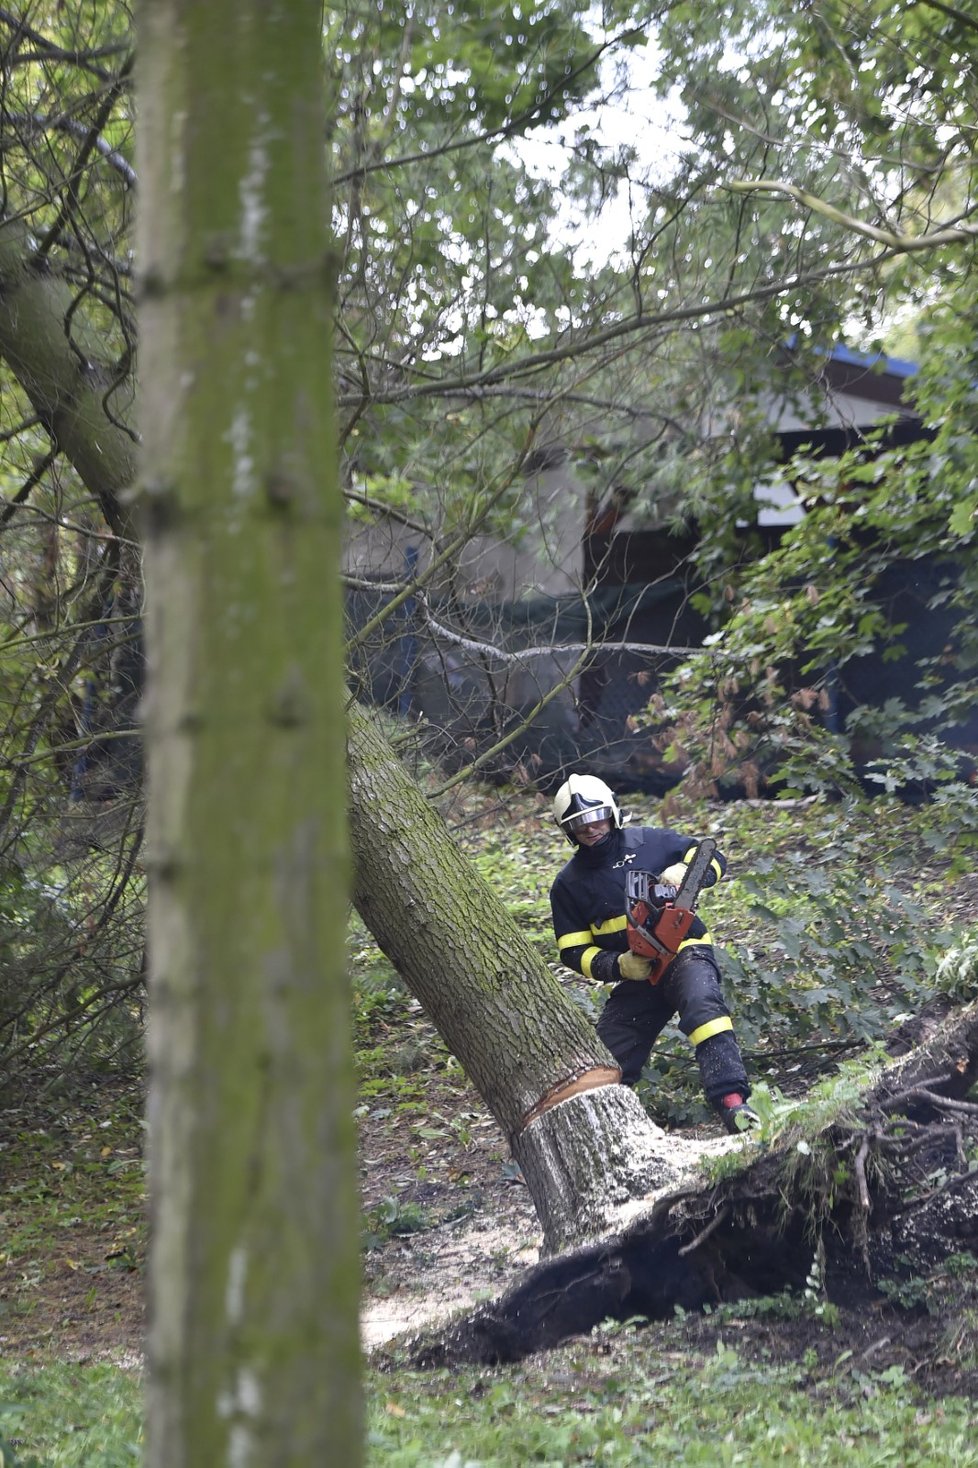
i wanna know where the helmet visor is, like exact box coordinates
[561,804,614,834]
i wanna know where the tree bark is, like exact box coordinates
[1,86,683,1262]
[137,3,360,1464]
[348,702,682,1252]
[0,217,137,540]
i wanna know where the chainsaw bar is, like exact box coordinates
[624,837,718,922]
[674,837,718,910]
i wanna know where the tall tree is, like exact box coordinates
[0,190,683,1256]
[4,0,978,1276]
[639,0,978,791]
[136,2,360,1463]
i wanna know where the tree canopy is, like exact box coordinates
[0,0,976,1103]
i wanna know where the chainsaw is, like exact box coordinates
[625,838,718,985]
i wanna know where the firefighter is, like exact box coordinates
[549,772,756,1133]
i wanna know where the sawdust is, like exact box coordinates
[359,1114,745,1349]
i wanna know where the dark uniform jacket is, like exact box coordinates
[550,826,726,981]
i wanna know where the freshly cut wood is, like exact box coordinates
[348,702,684,1252]
[401,1000,978,1366]
[511,1083,683,1254]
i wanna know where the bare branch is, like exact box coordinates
[337,251,904,410]
[421,604,701,662]
[334,29,640,187]
[430,610,596,797]
[37,54,135,258]
[726,179,978,253]
[0,413,41,443]
[345,418,545,654]
[0,444,56,525]
[7,111,137,187]
[0,8,128,79]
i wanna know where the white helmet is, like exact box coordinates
[553,773,622,845]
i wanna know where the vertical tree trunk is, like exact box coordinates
[349,704,682,1253]
[137,4,361,1465]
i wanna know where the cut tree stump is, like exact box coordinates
[510,1082,685,1255]
[398,998,978,1367]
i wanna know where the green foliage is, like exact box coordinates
[7,1333,978,1468]
[465,831,556,951]
[0,843,145,1100]
[637,1,978,796]
[362,1197,432,1251]
[0,786,975,1463]
[879,1252,978,1323]
[623,788,974,1123]
[354,783,978,1130]
[0,1366,140,1467]
[935,940,978,1001]
[365,1342,978,1465]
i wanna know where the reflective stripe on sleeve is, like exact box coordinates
[557,930,593,952]
[581,947,603,980]
[678,931,713,952]
[688,1016,734,1047]
[591,915,628,936]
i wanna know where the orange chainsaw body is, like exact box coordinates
[625,839,717,985]
[626,896,696,984]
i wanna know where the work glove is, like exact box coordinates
[659,862,688,889]
[617,951,653,981]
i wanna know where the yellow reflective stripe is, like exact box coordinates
[680,846,721,884]
[580,947,603,980]
[688,1016,733,1047]
[678,931,713,951]
[557,929,593,952]
[592,915,628,936]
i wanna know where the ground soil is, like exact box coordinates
[0,1093,145,1368]
[6,794,974,1394]
[360,1065,978,1403]
[4,1054,976,1409]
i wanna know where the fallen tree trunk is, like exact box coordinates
[399,998,978,1366]
[347,701,688,1253]
[0,216,697,1257]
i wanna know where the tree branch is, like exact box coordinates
[333,29,641,187]
[914,0,978,37]
[336,251,905,410]
[7,111,137,188]
[726,179,978,254]
[420,603,701,662]
[0,7,127,79]
[0,445,56,526]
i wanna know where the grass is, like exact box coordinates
[2,786,978,1462]
[3,1335,978,1467]
[0,1363,141,1467]
[367,1342,978,1467]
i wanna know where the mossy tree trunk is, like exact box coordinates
[0,217,137,539]
[1,64,678,1264]
[137,3,361,1465]
[349,704,683,1252]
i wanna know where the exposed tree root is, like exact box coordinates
[395,999,978,1368]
